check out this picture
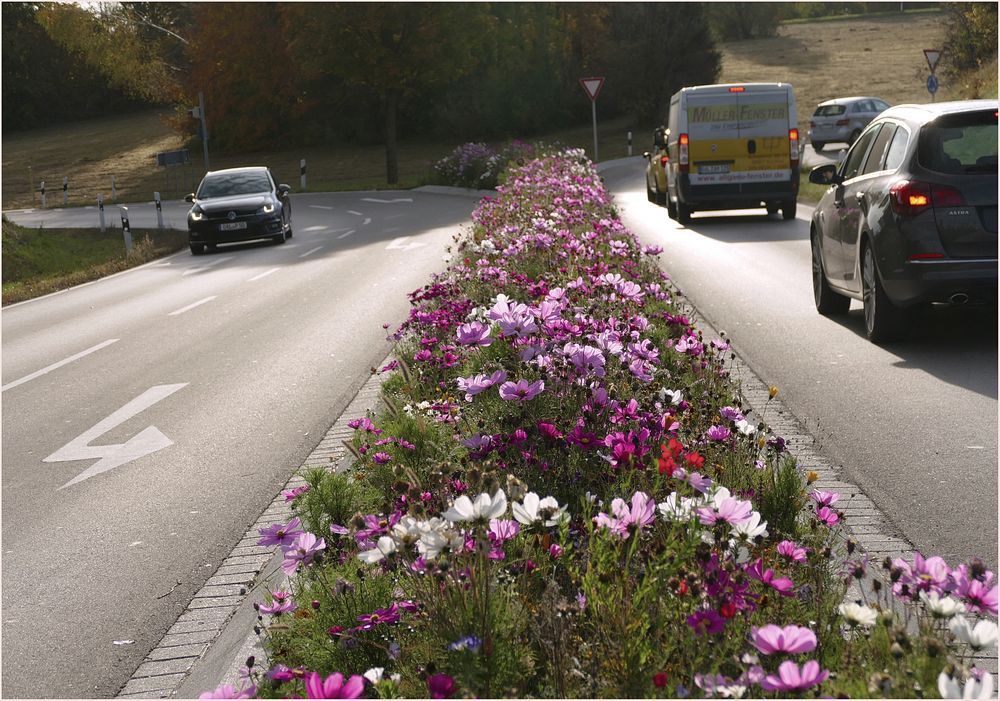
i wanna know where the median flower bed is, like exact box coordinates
[207,151,997,699]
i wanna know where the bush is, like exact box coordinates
[431,140,536,190]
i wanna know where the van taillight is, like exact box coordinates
[660,155,669,167]
[890,180,966,217]
[679,133,689,173]
[729,86,745,92]
[789,128,799,166]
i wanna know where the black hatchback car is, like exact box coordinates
[186,167,293,254]
[808,100,997,342]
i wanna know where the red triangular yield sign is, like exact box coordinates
[924,49,942,73]
[580,77,605,102]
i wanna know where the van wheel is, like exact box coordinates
[646,182,655,202]
[190,243,205,255]
[782,201,797,220]
[812,234,850,316]
[862,244,910,343]
[656,189,667,206]
[766,203,779,215]
[666,196,677,220]
[677,202,692,225]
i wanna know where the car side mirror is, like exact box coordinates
[277,184,291,196]
[809,164,841,186]
[643,151,651,160]
[184,193,195,202]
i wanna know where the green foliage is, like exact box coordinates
[294,468,381,538]
[942,2,998,76]
[707,2,788,40]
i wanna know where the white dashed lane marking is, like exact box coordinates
[183,256,235,276]
[168,296,216,316]
[308,205,332,210]
[248,268,280,282]
[2,339,119,392]
[299,246,323,258]
[338,230,355,239]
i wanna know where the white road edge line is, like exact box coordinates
[347,210,363,216]
[308,205,333,210]
[248,268,280,282]
[2,338,119,392]
[183,256,235,276]
[337,230,355,239]
[299,246,323,258]
[168,296,217,316]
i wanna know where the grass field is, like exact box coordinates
[2,9,993,213]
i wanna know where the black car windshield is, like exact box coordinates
[814,104,846,116]
[918,110,999,174]
[198,172,271,198]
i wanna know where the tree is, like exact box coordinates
[281,3,491,184]
[706,3,787,41]
[941,2,997,76]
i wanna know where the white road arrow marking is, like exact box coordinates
[386,237,427,251]
[361,197,413,204]
[44,383,188,489]
[2,339,119,393]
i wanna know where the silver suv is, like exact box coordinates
[809,97,891,151]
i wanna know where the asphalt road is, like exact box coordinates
[601,157,998,573]
[1,189,485,698]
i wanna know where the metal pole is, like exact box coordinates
[98,195,106,232]
[120,207,132,254]
[111,175,117,202]
[592,101,599,163]
[154,191,164,229]
[300,158,306,191]
[63,176,68,206]
[628,131,633,157]
[199,91,210,171]
[40,181,46,209]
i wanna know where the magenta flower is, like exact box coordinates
[706,425,731,442]
[759,660,830,692]
[687,609,726,636]
[696,496,753,527]
[347,417,381,434]
[815,506,839,526]
[427,673,456,698]
[281,532,326,575]
[746,558,796,597]
[356,604,400,629]
[498,379,545,401]
[594,491,656,539]
[372,452,392,465]
[809,489,840,506]
[488,518,520,543]
[282,485,310,502]
[956,578,999,616]
[199,683,256,699]
[564,343,606,378]
[777,540,809,563]
[456,370,507,401]
[258,591,296,616]
[549,543,563,558]
[257,517,304,548]
[304,671,365,699]
[751,624,818,655]
[456,321,493,346]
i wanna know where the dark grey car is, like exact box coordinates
[808,100,997,342]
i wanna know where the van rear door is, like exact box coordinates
[735,87,792,184]
[685,90,740,186]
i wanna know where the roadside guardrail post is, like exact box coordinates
[628,131,633,157]
[63,177,68,206]
[154,191,164,229]
[40,181,46,209]
[120,206,132,254]
[300,158,307,191]
[98,195,106,232]
[111,175,117,202]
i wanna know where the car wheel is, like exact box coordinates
[666,195,677,220]
[677,201,692,225]
[273,229,287,245]
[766,203,779,215]
[646,182,655,203]
[811,234,850,316]
[190,243,205,255]
[285,204,293,237]
[862,244,909,343]
[782,200,797,220]
[207,243,218,251]
[812,141,825,151]
[849,129,861,145]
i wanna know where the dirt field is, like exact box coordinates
[719,12,959,137]
[4,10,992,211]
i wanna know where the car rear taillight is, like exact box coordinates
[660,154,669,167]
[679,133,689,173]
[729,86,745,93]
[809,121,816,128]
[907,253,945,261]
[789,128,799,167]
[890,180,967,217]
[836,118,850,126]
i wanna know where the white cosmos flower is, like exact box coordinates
[920,591,967,619]
[391,516,423,547]
[358,535,396,564]
[735,418,757,436]
[512,492,568,526]
[417,524,464,559]
[442,489,507,523]
[938,671,994,699]
[730,511,768,540]
[838,602,878,628]
[657,492,698,522]
[658,387,683,405]
[363,668,385,684]
[950,616,999,651]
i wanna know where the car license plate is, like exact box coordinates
[699,164,730,174]
[219,221,246,231]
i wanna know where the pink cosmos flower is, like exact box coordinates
[696,490,753,527]
[456,370,507,401]
[594,491,657,539]
[777,540,809,563]
[488,518,520,543]
[281,532,326,575]
[257,517,304,548]
[751,624,818,655]
[809,489,840,506]
[687,609,726,636]
[706,425,731,442]
[456,321,492,346]
[282,485,310,502]
[759,660,830,692]
[199,683,256,699]
[258,591,296,616]
[498,379,545,401]
[746,558,796,597]
[815,506,839,526]
[427,673,456,698]
[304,671,365,699]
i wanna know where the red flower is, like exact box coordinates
[719,602,737,619]
[685,451,705,469]
[677,580,689,596]
[658,453,677,476]
[653,672,668,688]
[665,438,685,457]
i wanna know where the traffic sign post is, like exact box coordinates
[580,77,605,163]
[927,74,939,99]
[923,49,943,102]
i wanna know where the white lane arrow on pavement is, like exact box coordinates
[385,237,426,251]
[361,197,413,204]
[44,383,188,490]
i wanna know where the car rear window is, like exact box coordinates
[918,110,999,174]
[198,172,272,198]
[814,104,847,117]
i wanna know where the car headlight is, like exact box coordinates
[190,205,204,221]
[260,200,275,215]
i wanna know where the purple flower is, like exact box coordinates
[356,604,401,629]
[497,310,538,337]
[282,485,310,502]
[777,540,809,563]
[687,609,726,636]
[809,489,840,506]
[815,506,839,526]
[281,532,326,575]
[427,673,456,698]
[706,425,731,442]
[456,370,507,401]
[372,452,392,465]
[564,343,606,378]
[304,671,365,699]
[457,321,493,346]
[413,349,433,362]
[200,683,256,699]
[347,417,382,435]
[759,660,830,692]
[549,543,563,558]
[719,406,744,422]
[498,379,545,401]
[746,558,796,597]
[488,518,520,544]
[447,635,482,652]
[751,624,818,655]
[258,591,296,616]
[257,517,304,548]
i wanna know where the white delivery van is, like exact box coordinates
[665,82,800,223]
